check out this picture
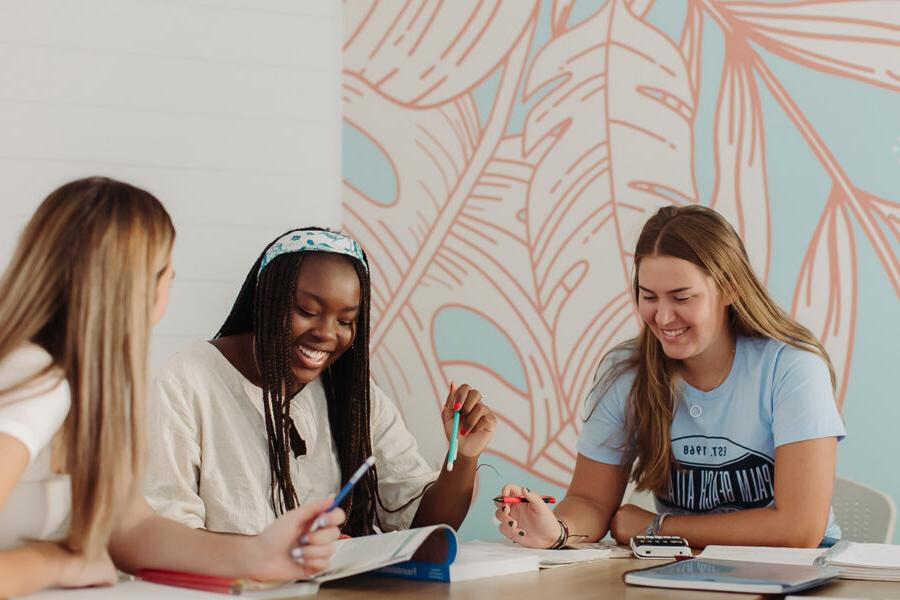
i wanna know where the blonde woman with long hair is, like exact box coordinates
[496,205,844,549]
[0,178,343,597]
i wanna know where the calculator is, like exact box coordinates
[629,535,692,559]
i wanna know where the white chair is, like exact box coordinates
[832,476,897,543]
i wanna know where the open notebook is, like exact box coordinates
[461,539,612,568]
[698,540,900,582]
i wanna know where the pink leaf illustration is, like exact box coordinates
[680,0,704,104]
[343,13,538,463]
[710,48,771,282]
[553,0,655,35]
[344,0,539,106]
[343,73,480,300]
[856,191,900,298]
[792,187,858,407]
[720,0,900,92]
[522,0,697,388]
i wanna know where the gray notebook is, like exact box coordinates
[624,558,840,594]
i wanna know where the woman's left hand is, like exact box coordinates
[441,383,496,459]
[609,503,656,544]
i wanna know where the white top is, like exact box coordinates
[0,344,72,550]
[145,341,438,535]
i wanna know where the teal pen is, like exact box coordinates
[447,401,461,471]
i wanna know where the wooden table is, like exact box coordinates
[318,558,900,599]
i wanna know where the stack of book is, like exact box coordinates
[698,540,900,582]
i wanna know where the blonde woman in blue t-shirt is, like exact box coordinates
[497,205,844,550]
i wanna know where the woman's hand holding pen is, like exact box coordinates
[248,497,344,581]
[441,383,496,460]
[494,484,560,549]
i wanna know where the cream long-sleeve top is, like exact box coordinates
[144,340,438,535]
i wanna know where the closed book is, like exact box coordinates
[624,558,839,594]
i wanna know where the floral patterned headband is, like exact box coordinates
[258,229,368,277]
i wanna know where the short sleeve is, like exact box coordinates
[369,382,438,531]
[144,371,206,528]
[575,353,633,465]
[0,345,69,463]
[772,346,846,448]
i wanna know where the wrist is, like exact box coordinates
[447,453,478,469]
[241,535,267,580]
[643,512,671,536]
[37,542,74,586]
[547,519,569,550]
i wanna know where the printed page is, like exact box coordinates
[315,525,453,582]
[828,542,900,569]
[463,539,610,567]
[450,542,539,581]
[697,545,825,566]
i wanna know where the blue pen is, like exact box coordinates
[304,455,375,539]
[330,454,375,510]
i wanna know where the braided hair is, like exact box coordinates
[216,228,380,535]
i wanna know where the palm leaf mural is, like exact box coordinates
[342,0,900,487]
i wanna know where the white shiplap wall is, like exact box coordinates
[0,0,342,372]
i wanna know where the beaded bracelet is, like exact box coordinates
[643,512,671,536]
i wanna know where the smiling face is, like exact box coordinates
[288,252,361,386]
[636,255,731,365]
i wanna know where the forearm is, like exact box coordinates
[109,515,258,577]
[411,455,477,530]
[554,494,615,544]
[661,506,827,549]
[0,542,68,597]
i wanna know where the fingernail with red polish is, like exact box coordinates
[453,402,462,411]
[460,427,468,435]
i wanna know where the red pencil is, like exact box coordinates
[493,495,556,504]
[138,569,241,594]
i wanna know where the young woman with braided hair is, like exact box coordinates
[145,229,496,537]
[496,205,844,550]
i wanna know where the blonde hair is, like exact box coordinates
[0,177,174,556]
[597,205,835,496]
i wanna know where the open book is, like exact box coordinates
[698,540,900,582]
[319,523,456,581]
[133,525,457,596]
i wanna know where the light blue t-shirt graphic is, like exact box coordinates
[576,336,846,540]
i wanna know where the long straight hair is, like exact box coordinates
[596,205,836,496]
[0,177,175,556]
[216,229,383,536]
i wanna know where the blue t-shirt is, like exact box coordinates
[576,336,846,540]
